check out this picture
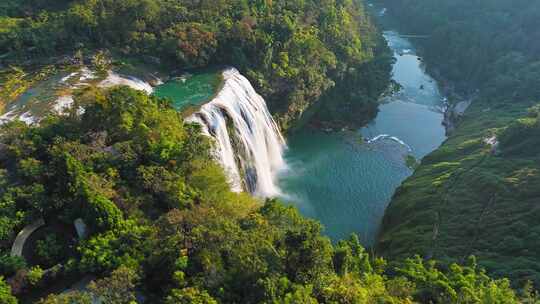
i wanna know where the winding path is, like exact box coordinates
[10,218,45,257]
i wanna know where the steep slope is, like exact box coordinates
[374,0,540,287]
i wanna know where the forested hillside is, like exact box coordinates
[0,86,529,303]
[0,0,393,130]
[375,0,540,287]
[374,0,540,97]
[1,0,539,302]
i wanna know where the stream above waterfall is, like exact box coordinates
[153,70,222,111]
[277,31,447,244]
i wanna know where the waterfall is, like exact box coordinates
[99,71,154,94]
[188,68,286,197]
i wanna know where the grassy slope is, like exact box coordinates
[377,96,540,286]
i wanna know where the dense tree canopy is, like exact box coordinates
[0,86,528,303]
[0,0,393,130]
[0,0,538,302]
[374,0,540,102]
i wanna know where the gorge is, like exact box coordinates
[2,0,538,302]
[154,31,447,245]
[278,31,447,243]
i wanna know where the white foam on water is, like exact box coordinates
[79,67,97,82]
[368,134,413,152]
[53,95,75,113]
[99,71,154,94]
[18,112,36,124]
[61,71,79,83]
[0,110,17,124]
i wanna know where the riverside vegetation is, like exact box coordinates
[0,0,538,303]
[0,86,532,304]
[374,0,540,289]
[0,0,393,131]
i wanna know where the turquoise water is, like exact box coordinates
[153,70,221,110]
[150,33,446,245]
[4,72,71,119]
[277,31,447,244]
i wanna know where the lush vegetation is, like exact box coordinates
[0,0,393,131]
[0,65,58,114]
[0,86,530,303]
[1,0,539,302]
[499,105,540,157]
[374,0,540,288]
[373,0,540,99]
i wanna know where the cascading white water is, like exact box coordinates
[99,71,154,94]
[188,68,286,197]
[367,134,413,152]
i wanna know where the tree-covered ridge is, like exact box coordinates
[374,0,540,288]
[499,105,540,157]
[0,86,528,303]
[373,0,540,100]
[379,99,540,287]
[0,0,393,131]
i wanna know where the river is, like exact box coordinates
[277,31,447,244]
[153,70,222,110]
[153,31,447,245]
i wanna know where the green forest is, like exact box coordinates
[0,85,530,304]
[1,0,540,303]
[0,0,393,131]
[373,0,540,99]
[374,0,540,290]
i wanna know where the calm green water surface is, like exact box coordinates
[153,71,221,110]
[277,31,447,244]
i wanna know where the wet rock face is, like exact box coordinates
[443,99,472,135]
[187,68,287,197]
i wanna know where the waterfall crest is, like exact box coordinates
[188,68,286,197]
